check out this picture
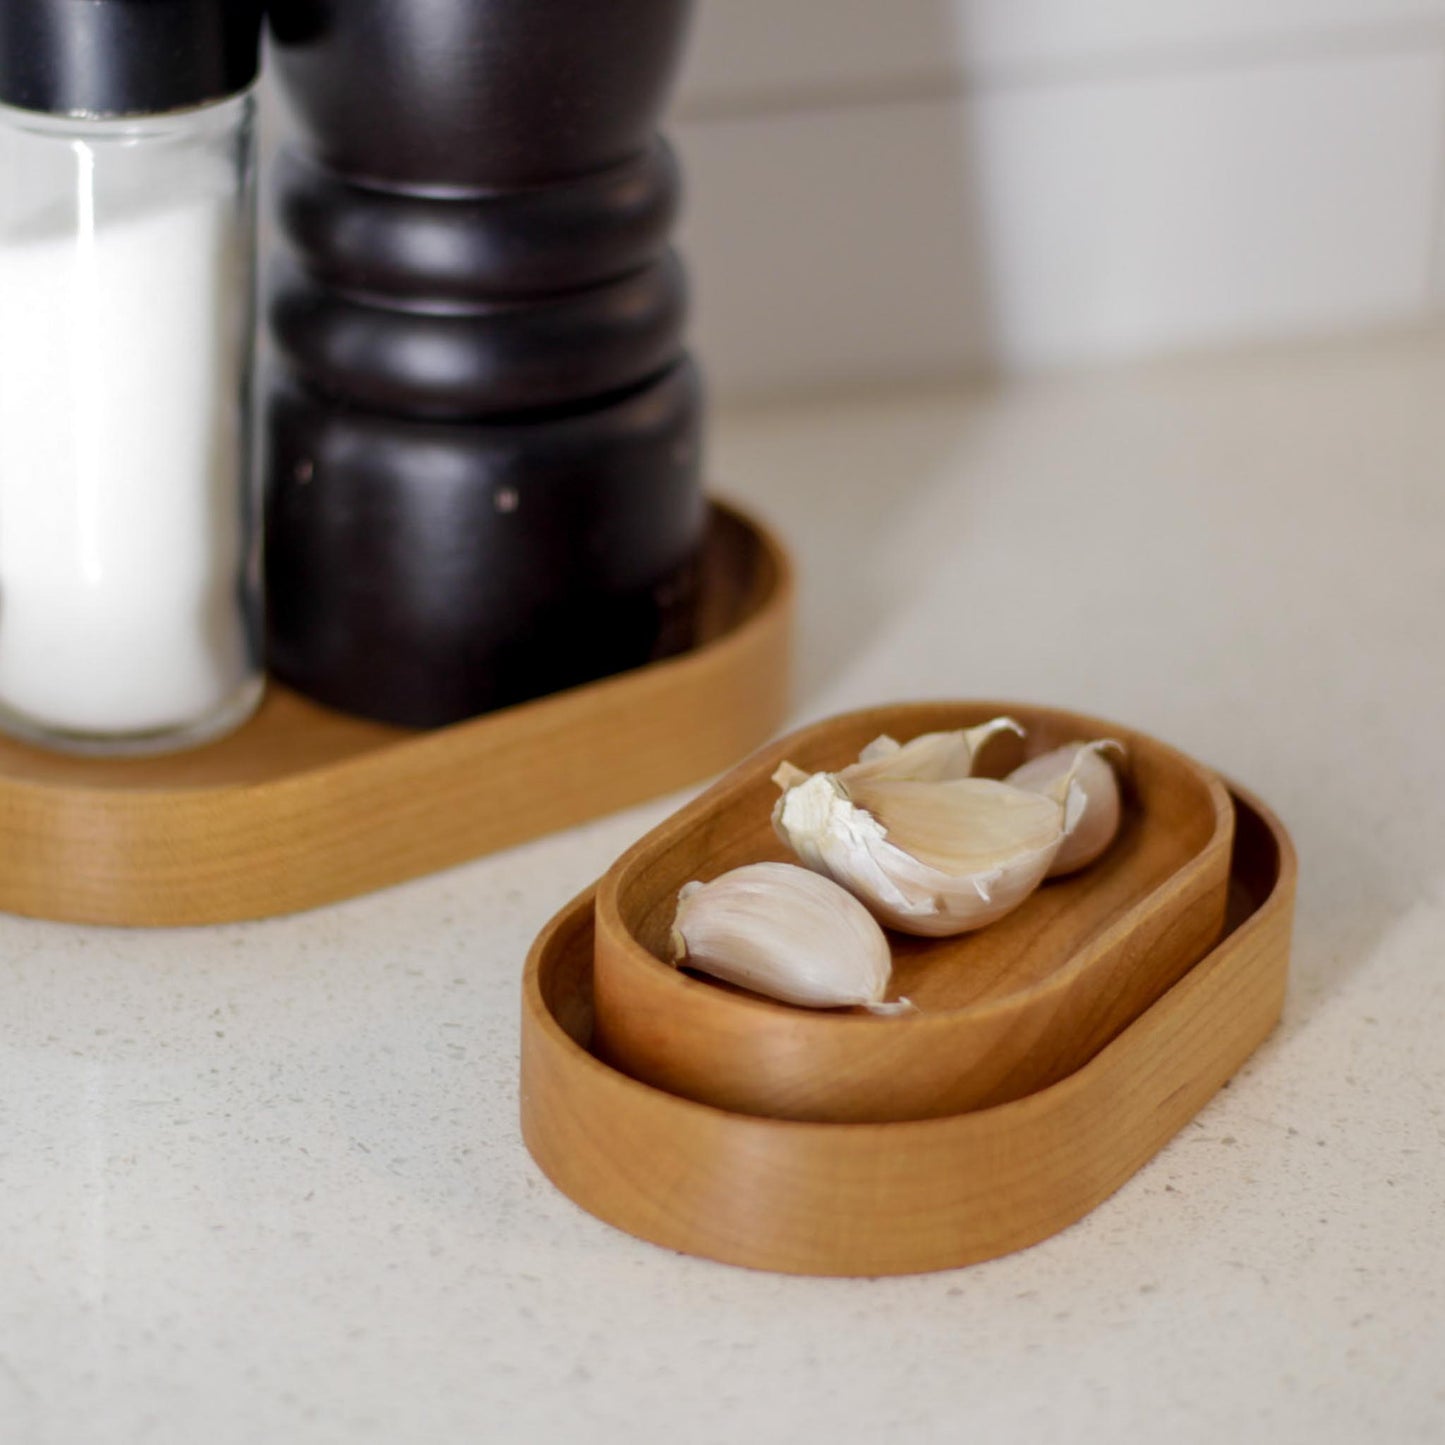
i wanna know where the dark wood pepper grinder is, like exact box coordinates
[264,0,704,727]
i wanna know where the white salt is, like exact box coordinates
[0,179,251,738]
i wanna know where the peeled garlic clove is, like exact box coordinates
[840,716,1024,786]
[773,770,1064,937]
[670,861,898,1010]
[1007,740,1125,876]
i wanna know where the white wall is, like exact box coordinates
[670,1,1445,397]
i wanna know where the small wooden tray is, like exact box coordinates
[520,785,1295,1277]
[593,703,1233,1122]
[0,502,792,926]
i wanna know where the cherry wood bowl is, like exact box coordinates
[592,702,1234,1123]
[520,786,1294,1277]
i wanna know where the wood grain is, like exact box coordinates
[593,703,1233,1122]
[520,785,1295,1277]
[0,503,792,926]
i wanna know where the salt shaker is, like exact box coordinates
[0,0,264,754]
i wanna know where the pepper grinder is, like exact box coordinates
[265,0,704,728]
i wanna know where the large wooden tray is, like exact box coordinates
[520,786,1295,1277]
[593,703,1233,1122]
[0,502,792,926]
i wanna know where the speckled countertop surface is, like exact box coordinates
[2,334,1443,1444]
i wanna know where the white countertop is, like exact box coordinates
[3,333,1443,1444]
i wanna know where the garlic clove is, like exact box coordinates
[670,860,898,1010]
[1007,739,1125,876]
[772,770,1065,937]
[841,715,1024,786]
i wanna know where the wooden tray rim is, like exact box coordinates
[520,782,1296,1275]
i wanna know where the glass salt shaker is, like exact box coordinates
[0,0,264,754]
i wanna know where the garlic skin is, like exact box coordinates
[843,716,1023,785]
[1007,740,1124,877]
[773,770,1065,938]
[770,716,1023,799]
[670,861,898,1010]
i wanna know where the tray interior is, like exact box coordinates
[617,705,1228,1014]
[554,787,1275,1057]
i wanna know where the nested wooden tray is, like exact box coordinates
[520,785,1295,1277]
[0,502,792,926]
[593,703,1233,1122]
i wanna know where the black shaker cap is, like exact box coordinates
[0,0,263,117]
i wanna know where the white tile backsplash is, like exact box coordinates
[678,0,1445,113]
[969,51,1445,372]
[675,104,992,397]
[679,50,1445,394]
[677,1,963,114]
[955,0,1445,74]
[671,5,1445,397]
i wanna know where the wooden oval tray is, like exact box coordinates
[520,786,1295,1277]
[0,502,791,926]
[592,703,1233,1123]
